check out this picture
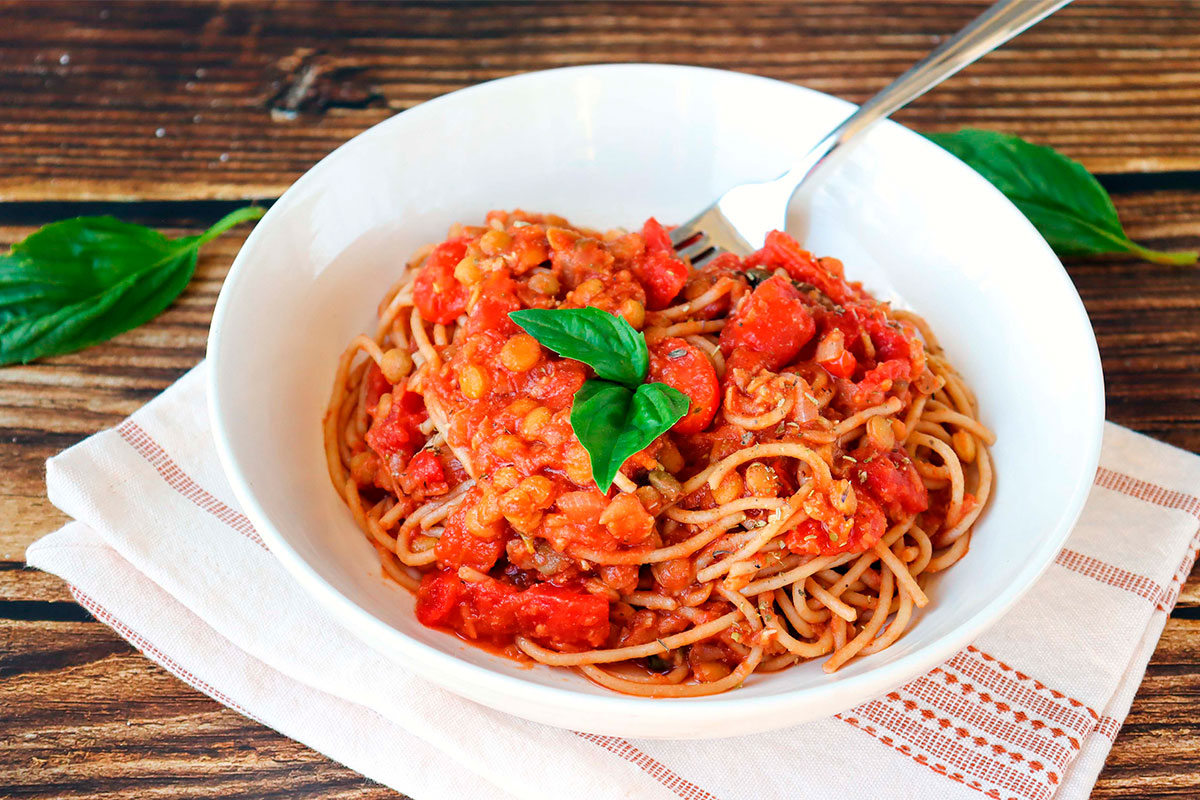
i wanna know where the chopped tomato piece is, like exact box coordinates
[517,583,611,649]
[784,492,887,556]
[862,313,919,364]
[820,348,857,379]
[397,449,449,497]
[815,327,859,380]
[364,389,428,464]
[416,570,610,649]
[466,269,521,336]
[435,502,505,572]
[637,251,689,310]
[718,275,814,371]
[701,251,744,273]
[413,238,470,324]
[523,359,588,412]
[642,217,674,252]
[414,569,465,627]
[633,218,688,309]
[748,230,861,306]
[852,359,911,407]
[647,337,719,433]
[551,232,616,285]
[364,363,392,411]
[722,347,771,375]
[851,446,929,516]
[819,305,923,375]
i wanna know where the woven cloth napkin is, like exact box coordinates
[26,362,1200,800]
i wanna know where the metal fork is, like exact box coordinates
[670,0,1073,265]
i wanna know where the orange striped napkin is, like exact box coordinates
[27,363,1200,800]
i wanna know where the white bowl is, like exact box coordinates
[208,64,1104,739]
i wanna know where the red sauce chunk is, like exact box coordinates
[785,492,887,556]
[851,445,930,517]
[416,570,610,650]
[648,338,719,434]
[413,238,471,324]
[364,386,428,468]
[633,218,689,310]
[719,275,815,372]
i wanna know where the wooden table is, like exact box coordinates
[2,2,1198,797]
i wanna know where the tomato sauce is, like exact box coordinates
[356,210,941,654]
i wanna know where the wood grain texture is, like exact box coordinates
[0,566,74,604]
[0,621,398,799]
[3,1,1200,798]
[2,0,1200,201]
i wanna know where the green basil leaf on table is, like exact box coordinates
[570,378,689,490]
[926,129,1197,267]
[509,306,648,387]
[0,206,264,365]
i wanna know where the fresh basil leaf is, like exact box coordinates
[619,381,690,455]
[0,259,192,364]
[570,380,634,489]
[0,266,74,323]
[927,129,1197,266]
[0,206,263,365]
[509,307,648,387]
[570,378,688,490]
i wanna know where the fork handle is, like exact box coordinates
[775,0,1073,192]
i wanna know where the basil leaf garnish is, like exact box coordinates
[0,206,264,365]
[927,129,1197,266]
[509,307,648,387]
[569,380,635,489]
[622,381,690,453]
[511,306,688,489]
[570,379,688,490]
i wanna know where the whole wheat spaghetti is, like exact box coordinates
[324,210,994,697]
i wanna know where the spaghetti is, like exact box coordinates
[324,210,994,697]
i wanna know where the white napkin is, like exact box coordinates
[28,363,1200,800]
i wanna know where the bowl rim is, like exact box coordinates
[207,62,1105,733]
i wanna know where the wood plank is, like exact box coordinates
[1178,579,1200,609]
[0,619,400,799]
[0,566,74,604]
[1,0,1199,202]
